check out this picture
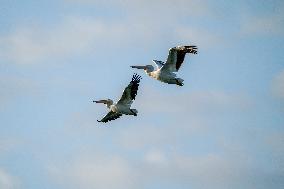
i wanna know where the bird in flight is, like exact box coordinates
[131,45,197,86]
[94,74,142,123]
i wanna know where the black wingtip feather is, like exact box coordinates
[175,45,198,70]
[97,112,123,123]
[130,73,142,100]
[184,46,198,54]
[132,73,142,83]
[184,45,198,49]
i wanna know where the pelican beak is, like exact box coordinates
[130,65,146,70]
[93,100,106,103]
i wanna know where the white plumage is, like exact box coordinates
[94,74,142,123]
[131,45,197,86]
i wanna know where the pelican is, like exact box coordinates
[131,45,197,86]
[93,74,142,123]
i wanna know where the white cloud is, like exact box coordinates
[48,145,284,189]
[0,75,40,110]
[66,0,211,17]
[63,0,216,50]
[0,138,20,154]
[116,123,172,149]
[139,87,252,115]
[175,27,223,49]
[272,70,284,99]
[143,146,283,188]
[48,155,135,189]
[145,150,168,166]
[0,15,182,65]
[0,17,129,64]
[170,154,234,187]
[2,1,281,66]
[0,169,18,189]
[240,16,284,36]
[264,132,284,168]
[239,3,284,36]
[47,89,282,189]
[0,0,219,65]
[63,87,252,153]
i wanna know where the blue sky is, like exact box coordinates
[0,0,284,189]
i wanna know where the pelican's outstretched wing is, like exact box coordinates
[152,60,165,69]
[161,45,197,72]
[117,73,142,107]
[97,111,122,123]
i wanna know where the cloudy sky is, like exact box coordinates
[0,0,284,189]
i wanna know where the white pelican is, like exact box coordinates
[93,74,142,123]
[131,45,197,86]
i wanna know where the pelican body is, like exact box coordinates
[94,74,141,123]
[131,45,197,86]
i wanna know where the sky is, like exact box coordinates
[0,0,284,189]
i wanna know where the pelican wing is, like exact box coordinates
[152,60,165,69]
[97,111,122,123]
[117,73,141,107]
[161,45,197,72]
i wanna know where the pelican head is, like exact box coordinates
[93,99,113,108]
[130,65,154,73]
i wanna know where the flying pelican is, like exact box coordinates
[93,74,142,123]
[131,45,197,86]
